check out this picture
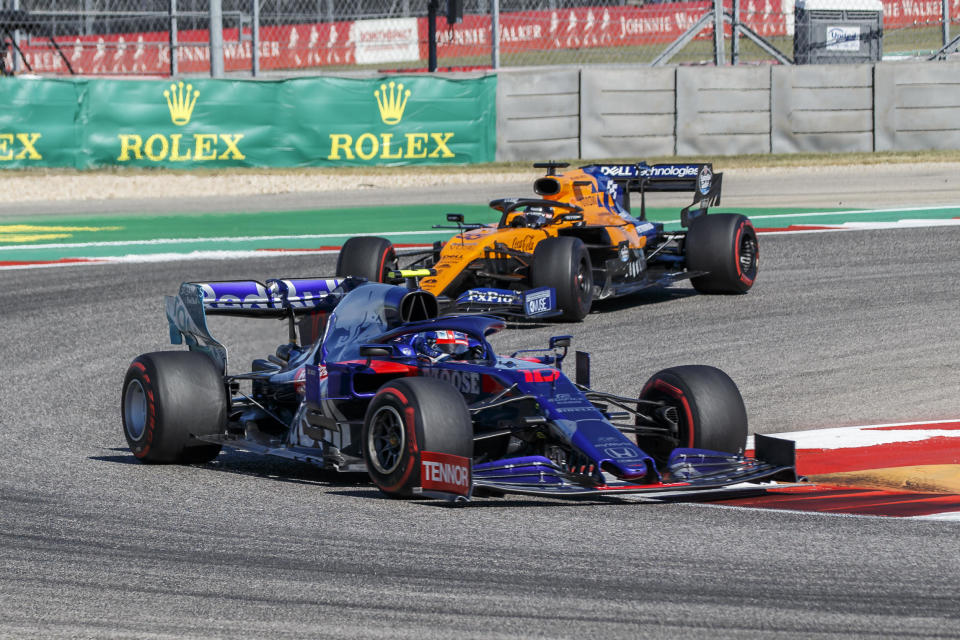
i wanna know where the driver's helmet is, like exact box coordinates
[519,206,552,228]
[412,330,476,360]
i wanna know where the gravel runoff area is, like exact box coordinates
[0,169,544,202]
[3,162,960,205]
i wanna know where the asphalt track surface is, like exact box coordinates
[2,169,960,638]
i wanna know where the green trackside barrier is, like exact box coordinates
[0,75,497,169]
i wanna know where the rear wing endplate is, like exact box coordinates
[165,277,351,373]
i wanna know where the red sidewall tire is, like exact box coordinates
[637,365,747,462]
[531,236,593,321]
[362,377,472,498]
[685,214,758,294]
[336,236,397,283]
[121,351,225,464]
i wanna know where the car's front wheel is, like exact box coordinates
[362,377,473,498]
[636,365,747,464]
[531,236,593,321]
[122,351,226,464]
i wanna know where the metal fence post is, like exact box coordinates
[713,0,725,65]
[944,0,950,47]
[428,0,438,72]
[12,0,21,72]
[83,0,94,35]
[169,0,178,77]
[252,0,260,77]
[491,0,500,69]
[210,0,225,77]
[732,0,740,65]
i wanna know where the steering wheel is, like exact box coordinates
[489,198,584,229]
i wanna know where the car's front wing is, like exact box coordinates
[469,434,797,499]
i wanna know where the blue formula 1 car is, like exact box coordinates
[121,277,795,501]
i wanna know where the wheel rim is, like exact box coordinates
[738,232,758,279]
[124,379,148,441]
[380,250,399,281]
[367,405,406,475]
[638,386,692,464]
[576,258,591,300]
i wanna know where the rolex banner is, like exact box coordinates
[0,75,496,168]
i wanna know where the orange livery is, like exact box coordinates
[336,161,758,321]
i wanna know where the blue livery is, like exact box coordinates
[124,279,795,502]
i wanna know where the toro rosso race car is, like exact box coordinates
[122,277,794,501]
[335,161,758,321]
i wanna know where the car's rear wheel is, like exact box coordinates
[122,351,225,464]
[685,213,758,293]
[636,365,747,464]
[336,236,397,283]
[362,377,473,498]
[531,236,593,321]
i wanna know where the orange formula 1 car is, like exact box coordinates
[336,161,758,321]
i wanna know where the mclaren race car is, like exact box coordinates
[335,161,758,321]
[121,277,794,501]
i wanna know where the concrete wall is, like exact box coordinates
[579,67,675,159]
[875,62,960,151]
[496,69,579,161]
[676,66,771,156]
[495,62,960,161]
[771,65,874,154]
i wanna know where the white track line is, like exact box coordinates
[5,205,960,269]
[748,419,960,450]
[0,230,444,252]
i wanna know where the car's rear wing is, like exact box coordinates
[165,277,353,373]
[581,162,722,227]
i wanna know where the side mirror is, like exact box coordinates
[559,213,583,223]
[549,335,571,370]
[446,213,465,224]
[358,344,393,358]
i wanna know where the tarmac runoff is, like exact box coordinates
[3,204,960,269]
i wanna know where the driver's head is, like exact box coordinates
[413,330,474,360]
[523,206,552,228]
[431,330,470,356]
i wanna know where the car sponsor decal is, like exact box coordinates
[420,451,471,496]
[422,366,480,394]
[698,165,712,195]
[641,164,700,179]
[522,287,555,317]
[521,368,560,383]
[458,288,518,305]
[596,164,640,178]
[603,445,643,461]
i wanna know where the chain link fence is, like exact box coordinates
[2,0,959,75]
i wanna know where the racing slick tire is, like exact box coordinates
[636,365,747,463]
[336,236,397,283]
[121,351,226,464]
[684,214,758,294]
[362,377,473,498]
[531,236,593,321]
